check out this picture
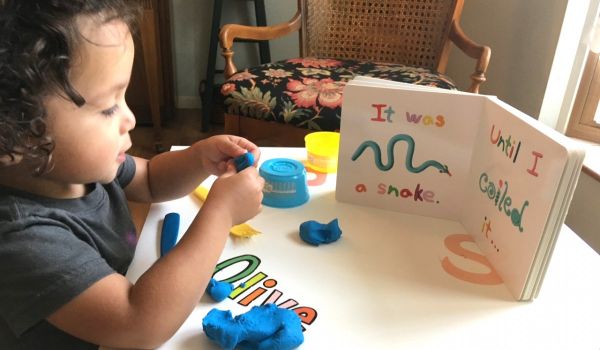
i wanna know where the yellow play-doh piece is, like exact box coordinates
[230,223,261,238]
[192,185,261,238]
[193,185,209,202]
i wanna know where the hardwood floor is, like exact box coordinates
[129,108,222,159]
[127,108,222,234]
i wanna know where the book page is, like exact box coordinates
[336,82,483,220]
[460,97,570,299]
[335,79,583,300]
[351,76,478,96]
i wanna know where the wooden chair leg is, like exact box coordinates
[224,113,241,135]
[140,4,164,152]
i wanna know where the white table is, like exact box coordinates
[126,147,600,350]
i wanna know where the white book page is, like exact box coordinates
[350,76,477,96]
[336,81,483,220]
[460,97,570,299]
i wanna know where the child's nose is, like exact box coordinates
[120,102,136,133]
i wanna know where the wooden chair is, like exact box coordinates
[219,0,490,146]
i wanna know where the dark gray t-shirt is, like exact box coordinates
[0,155,137,349]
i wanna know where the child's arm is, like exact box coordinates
[47,159,264,348]
[124,135,260,203]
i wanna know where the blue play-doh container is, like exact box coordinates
[259,158,309,208]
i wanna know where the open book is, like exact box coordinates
[335,77,585,301]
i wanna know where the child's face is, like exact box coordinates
[43,17,136,185]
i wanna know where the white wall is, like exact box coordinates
[445,0,568,118]
[169,0,202,108]
[566,173,600,253]
[169,0,569,118]
[169,0,297,108]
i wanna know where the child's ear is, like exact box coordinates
[0,153,23,166]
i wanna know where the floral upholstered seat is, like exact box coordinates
[217,1,490,146]
[219,57,456,132]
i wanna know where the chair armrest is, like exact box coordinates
[448,21,491,94]
[219,10,302,79]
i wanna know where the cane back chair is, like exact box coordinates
[218,0,491,146]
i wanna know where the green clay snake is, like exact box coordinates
[351,134,452,176]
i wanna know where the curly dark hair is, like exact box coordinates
[0,0,140,174]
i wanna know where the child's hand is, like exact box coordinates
[192,135,260,176]
[204,164,264,226]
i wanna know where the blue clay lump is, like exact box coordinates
[299,218,342,246]
[202,304,304,350]
[206,278,234,302]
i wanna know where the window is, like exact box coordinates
[566,50,600,143]
[566,18,600,143]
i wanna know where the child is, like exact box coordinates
[0,1,264,349]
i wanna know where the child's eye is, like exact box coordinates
[101,105,119,117]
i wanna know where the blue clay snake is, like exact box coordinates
[351,134,451,176]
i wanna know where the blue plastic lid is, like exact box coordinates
[259,158,309,208]
[259,158,305,180]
